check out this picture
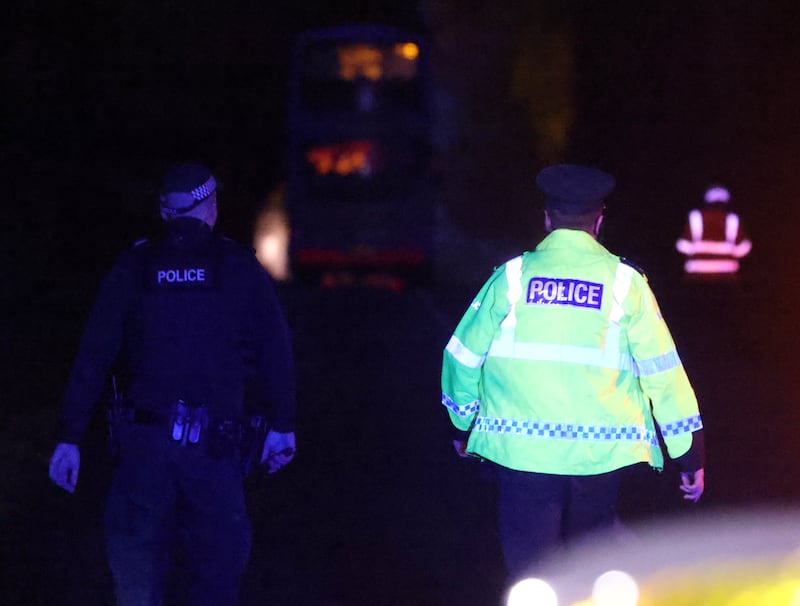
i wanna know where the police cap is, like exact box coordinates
[536,164,615,214]
[159,163,217,216]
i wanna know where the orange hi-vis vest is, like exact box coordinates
[675,207,752,274]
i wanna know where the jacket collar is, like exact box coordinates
[536,228,606,253]
[164,217,214,244]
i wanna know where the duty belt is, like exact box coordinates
[130,401,241,447]
[132,408,172,426]
[107,394,257,464]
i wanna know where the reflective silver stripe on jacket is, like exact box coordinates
[498,256,523,341]
[689,209,703,240]
[635,350,682,376]
[443,256,524,370]
[445,335,486,369]
[679,239,752,257]
[684,258,741,274]
[682,240,742,255]
[725,213,739,243]
[680,210,752,258]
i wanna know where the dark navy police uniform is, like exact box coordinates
[56,213,295,605]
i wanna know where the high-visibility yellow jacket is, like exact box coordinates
[441,229,702,475]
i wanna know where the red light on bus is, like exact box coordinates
[305,140,379,177]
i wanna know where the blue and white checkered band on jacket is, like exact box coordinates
[161,176,217,217]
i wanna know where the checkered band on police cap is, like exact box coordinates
[159,163,217,215]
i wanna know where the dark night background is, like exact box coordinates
[4,1,800,605]
[5,1,800,295]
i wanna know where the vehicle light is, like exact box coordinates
[507,578,558,606]
[592,570,639,606]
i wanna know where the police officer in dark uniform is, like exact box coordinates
[48,163,296,605]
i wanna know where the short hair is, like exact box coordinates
[547,206,603,230]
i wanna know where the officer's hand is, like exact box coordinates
[452,439,469,458]
[260,430,295,474]
[680,468,704,503]
[49,443,80,493]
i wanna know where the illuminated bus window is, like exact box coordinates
[335,42,420,82]
[337,44,383,81]
[300,38,422,112]
[286,25,434,283]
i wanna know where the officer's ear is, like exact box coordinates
[593,213,604,237]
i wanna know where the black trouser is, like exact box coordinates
[104,424,251,606]
[492,463,624,582]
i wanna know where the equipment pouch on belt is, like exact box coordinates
[171,400,189,442]
[129,398,253,461]
[187,405,209,444]
[170,400,209,445]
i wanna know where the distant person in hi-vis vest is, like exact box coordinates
[675,184,752,279]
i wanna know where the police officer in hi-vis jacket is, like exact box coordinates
[441,164,705,584]
[48,163,296,605]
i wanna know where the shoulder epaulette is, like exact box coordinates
[620,256,647,279]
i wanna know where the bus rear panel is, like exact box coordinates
[287,25,435,287]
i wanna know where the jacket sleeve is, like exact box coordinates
[625,273,704,470]
[56,253,137,444]
[441,265,509,432]
[241,257,296,433]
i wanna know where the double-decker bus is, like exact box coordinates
[285,24,435,288]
